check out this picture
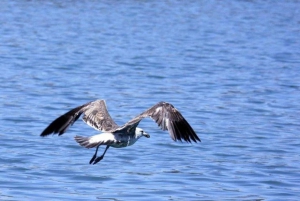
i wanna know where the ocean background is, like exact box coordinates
[1,0,300,200]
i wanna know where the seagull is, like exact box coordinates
[40,100,200,164]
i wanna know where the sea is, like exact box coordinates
[0,0,299,200]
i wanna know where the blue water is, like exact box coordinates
[1,0,300,200]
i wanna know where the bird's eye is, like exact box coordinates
[141,131,144,134]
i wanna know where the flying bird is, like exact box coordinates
[40,100,200,164]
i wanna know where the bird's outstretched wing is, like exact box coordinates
[40,100,119,136]
[117,102,201,143]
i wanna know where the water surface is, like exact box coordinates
[0,0,300,200]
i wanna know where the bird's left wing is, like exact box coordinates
[40,99,119,137]
[117,102,201,143]
[82,100,119,132]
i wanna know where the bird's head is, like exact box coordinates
[135,127,150,138]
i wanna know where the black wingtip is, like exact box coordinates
[40,103,88,137]
[40,126,53,137]
[173,118,200,144]
[40,115,69,137]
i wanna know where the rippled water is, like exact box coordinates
[1,0,300,200]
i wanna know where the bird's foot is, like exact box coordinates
[89,154,97,164]
[92,155,104,165]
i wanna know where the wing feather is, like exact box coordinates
[40,100,119,137]
[82,100,119,132]
[117,102,201,143]
[40,102,90,136]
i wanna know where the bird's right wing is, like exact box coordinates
[117,102,201,143]
[40,99,119,137]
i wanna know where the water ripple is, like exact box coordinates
[1,0,300,200]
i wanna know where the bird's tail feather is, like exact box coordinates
[74,135,99,148]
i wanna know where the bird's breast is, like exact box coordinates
[111,133,138,148]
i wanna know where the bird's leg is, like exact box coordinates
[93,145,110,165]
[89,145,100,164]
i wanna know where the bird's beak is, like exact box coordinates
[143,132,150,138]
